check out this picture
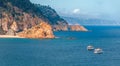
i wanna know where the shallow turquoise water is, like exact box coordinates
[0,26,120,66]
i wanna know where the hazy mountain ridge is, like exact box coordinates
[59,11,118,26]
[62,16,118,26]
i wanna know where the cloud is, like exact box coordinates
[49,0,52,1]
[73,9,80,14]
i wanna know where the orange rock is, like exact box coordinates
[18,22,55,38]
[69,25,88,31]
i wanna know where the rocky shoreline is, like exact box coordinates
[17,22,55,39]
[0,0,88,39]
[53,24,88,31]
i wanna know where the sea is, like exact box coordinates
[0,26,120,66]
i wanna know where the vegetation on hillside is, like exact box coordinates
[0,0,67,25]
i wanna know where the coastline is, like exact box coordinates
[0,35,23,38]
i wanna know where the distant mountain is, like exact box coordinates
[62,15,118,26]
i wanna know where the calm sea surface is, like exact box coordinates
[0,26,120,66]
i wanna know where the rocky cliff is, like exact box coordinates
[0,12,55,38]
[0,0,55,38]
[0,0,87,38]
[18,22,54,38]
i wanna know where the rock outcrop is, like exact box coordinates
[18,22,54,38]
[53,24,88,31]
[10,21,18,32]
[69,25,88,31]
[53,25,68,31]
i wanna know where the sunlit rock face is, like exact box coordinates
[0,11,55,38]
[0,0,55,38]
[0,12,55,38]
[10,21,18,32]
[69,25,88,31]
[18,22,55,38]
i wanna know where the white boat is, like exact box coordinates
[87,45,94,50]
[94,48,103,54]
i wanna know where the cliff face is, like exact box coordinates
[18,22,54,38]
[0,0,55,38]
[0,12,55,38]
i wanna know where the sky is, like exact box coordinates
[30,0,120,21]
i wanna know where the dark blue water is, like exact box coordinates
[0,26,120,66]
